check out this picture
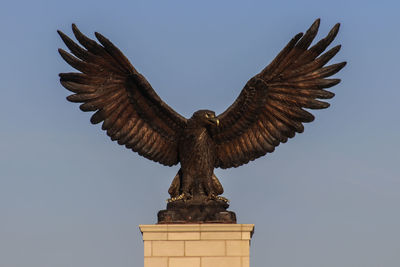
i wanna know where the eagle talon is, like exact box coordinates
[167,193,192,203]
[216,195,229,203]
[206,194,229,203]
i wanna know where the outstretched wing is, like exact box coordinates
[58,25,187,166]
[213,19,346,169]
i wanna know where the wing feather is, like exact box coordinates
[58,30,90,60]
[133,125,153,151]
[94,32,135,72]
[267,100,315,122]
[115,118,137,144]
[268,92,330,109]
[257,120,278,146]
[58,49,99,75]
[107,107,133,137]
[266,104,304,133]
[60,81,96,93]
[125,120,146,148]
[213,19,346,168]
[78,89,125,111]
[101,99,130,130]
[270,87,335,99]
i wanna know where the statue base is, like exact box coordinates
[157,198,236,224]
[140,223,254,267]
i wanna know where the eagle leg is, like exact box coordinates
[168,169,192,202]
[211,173,223,195]
[204,174,229,203]
[168,169,182,198]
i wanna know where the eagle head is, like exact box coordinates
[189,110,220,128]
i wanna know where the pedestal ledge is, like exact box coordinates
[140,224,254,267]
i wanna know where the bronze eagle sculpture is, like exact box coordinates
[58,19,345,222]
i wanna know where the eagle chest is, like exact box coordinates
[179,128,215,172]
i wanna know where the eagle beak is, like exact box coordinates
[208,117,220,126]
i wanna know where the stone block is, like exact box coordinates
[200,231,242,240]
[168,232,200,240]
[144,241,152,256]
[201,256,242,267]
[226,240,249,256]
[142,232,168,241]
[152,241,184,256]
[200,224,242,232]
[168,224,201,232]
[241,231,251,240]
[169,257,201,267]
[185,240,225,256]
[242,256,250,267]
[140,224,168,232]
[144,257,168,267]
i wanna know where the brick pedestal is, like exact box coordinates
[139,224,254,267]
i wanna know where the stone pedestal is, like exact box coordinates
[139,224,254,267]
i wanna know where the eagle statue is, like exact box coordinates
[58,19,346,223]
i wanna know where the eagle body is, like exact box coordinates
[178,114,217,199]
[58,19,346,203]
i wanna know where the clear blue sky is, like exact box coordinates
[1,0,399,266]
